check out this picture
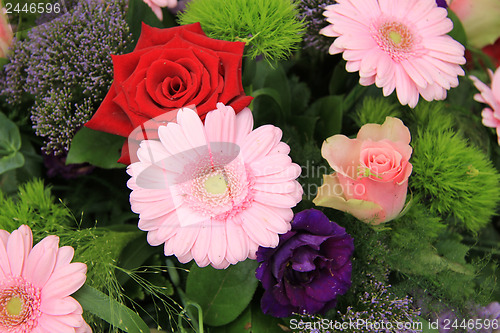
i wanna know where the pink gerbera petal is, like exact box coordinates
[0,225,90,332]
[321,0,465,107]
[128,104,302,268]
[471,68,500,144]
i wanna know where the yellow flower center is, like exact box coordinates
[6,297,23,316]
[204,173,228,194]
[388,30,402,44]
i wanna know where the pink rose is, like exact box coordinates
[313,117,413,225]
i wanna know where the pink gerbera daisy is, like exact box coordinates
[127,103,303,269]
[0,225,91,333]
[320,0,466,107]
[470,68,500,144]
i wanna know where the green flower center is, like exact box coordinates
[204,174,228,194]
[388,30,402,44]
[6,297,23,316]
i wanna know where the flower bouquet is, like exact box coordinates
[0,0,499,332]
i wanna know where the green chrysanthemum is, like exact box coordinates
[178,0,305,61]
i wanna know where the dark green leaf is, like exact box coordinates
[127,0,176,46]
[210,307,252,333]
[210,301,285,333]
[0,152,24,175]
[310,95,343,139]
[0,112,24,174]
[249,301,286,333]
[116,233,159,285]
[263,63,291,117]
[447,10,467,48]
[66,127,125,169]
[73,284,150,333]
[289,115,318,139]
[186,259,259,326]
[252,88,283,111]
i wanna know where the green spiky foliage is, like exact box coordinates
[409,102,500,233]
[0,179,72,237]
[354,96,403,127]
[0,180,143,331]
[178,0,305,61]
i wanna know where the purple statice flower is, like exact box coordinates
[255,208,354,318]
[1,0,132,156]
[337,273,422,333]
[34,0,79,26]
[297,0,333,52]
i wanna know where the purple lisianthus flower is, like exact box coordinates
[436,0,448,8]
[255,208,354,318]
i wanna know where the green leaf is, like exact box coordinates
[447,10,467,48]
[252,88,283,111]
[309,95,343,139]
[116,233,159,285]
[127,0,176,45]
[0,112,24,174]
[186,259,259,326]
[289,115,318,139]
[249,301,286,333]
[211,302,285,333]
[210,307,252,333]
[263,63,291,117]
[73,284,150,333]
[66,127,125,169]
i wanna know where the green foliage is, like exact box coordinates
[0,179,72,237]
[178,0,305,61]
[0,180,150,332]
[353,96,402,127]
[73,284,151,333]
[0,112,25,174]
[186,259,259,327]
[410,103,500,233]
[211,302,284,333]
[386,204,495,309]
[66,127,125,169]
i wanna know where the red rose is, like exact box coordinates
[85,22,252,164]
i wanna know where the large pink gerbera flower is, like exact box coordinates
[127,103,303,269]
[0,225,91,333]
[320,0,466,107]
[470,68,500,144]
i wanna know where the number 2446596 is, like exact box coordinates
[5,2,61,14]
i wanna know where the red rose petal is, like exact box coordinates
[85,86,134,137]
[86,23,252,165]
[135,23,206,51]
[146,59,191,105]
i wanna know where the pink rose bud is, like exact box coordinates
[0,9,13,58]
[313,117,413,225]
